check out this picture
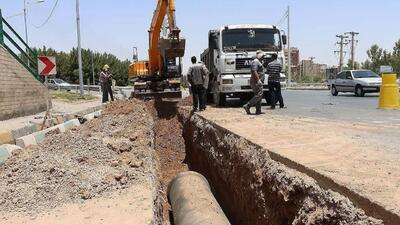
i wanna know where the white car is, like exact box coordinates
[331,70,382,97]
[48,79,72,91]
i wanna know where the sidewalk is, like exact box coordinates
[0,100,102,133]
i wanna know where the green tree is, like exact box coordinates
[344,59,360,70]
[366,44,383,73]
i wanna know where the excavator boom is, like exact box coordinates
[129,0,185,99]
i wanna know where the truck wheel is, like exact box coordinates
[355,85,365,97]
[331,85,338,96]
[213,91,226,107]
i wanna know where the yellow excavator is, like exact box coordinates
[129,0,185,98]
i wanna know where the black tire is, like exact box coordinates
[212,81,226,107]
[213,91,226,107]
[331,85,338,96]
[355,85,365,97]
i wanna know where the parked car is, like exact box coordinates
[48,79,72,91]
[330,70,382,97]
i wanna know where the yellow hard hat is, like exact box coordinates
[103,64,110,70]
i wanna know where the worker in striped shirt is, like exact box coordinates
[267,54,285,109]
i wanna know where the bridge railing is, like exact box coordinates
[0,9,41,82]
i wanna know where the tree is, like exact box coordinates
[366,44,384,73]
[344,59,360,70]
[390,39,400,74]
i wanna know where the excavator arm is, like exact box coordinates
[148,0,183,76]
[129,0,185,99]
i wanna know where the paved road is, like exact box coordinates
[280,90,400,125]
[225,90,400,126]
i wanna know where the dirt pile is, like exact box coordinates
[0,100,156,215]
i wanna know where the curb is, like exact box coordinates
[0,144,22,165]
[65,105,103,121]
[83,110,102,122]
[0,105,103,145]
[16,119,81,148]
[0,131,14,145]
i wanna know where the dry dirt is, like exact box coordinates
[0,100,159,224]
[197,106,400,224]
[180,108,384,225]
[146,99,188,225]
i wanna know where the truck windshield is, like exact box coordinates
[222,28,281,52]
[353,71,380,78]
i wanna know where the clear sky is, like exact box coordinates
[1,0,400,68]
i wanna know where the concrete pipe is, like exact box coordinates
[168,171,231,225]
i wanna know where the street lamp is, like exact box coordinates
[24,0,45,46]
[76,0,84,96]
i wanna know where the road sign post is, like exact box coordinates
[38,56,57,129]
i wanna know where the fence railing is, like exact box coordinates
[0,9,41,82]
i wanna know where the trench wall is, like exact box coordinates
[179,108,383,225]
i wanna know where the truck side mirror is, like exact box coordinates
[213,39,219,49]
[282,35,287,45]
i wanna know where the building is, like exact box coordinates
[300,59,327,81]
[285,47,301,81]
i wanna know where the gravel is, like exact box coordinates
[0,100,156,215]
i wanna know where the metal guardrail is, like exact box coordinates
[0,9,41,82]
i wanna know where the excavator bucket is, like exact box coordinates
[159,37,186,58]
[129,79,182,100]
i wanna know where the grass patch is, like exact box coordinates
[50,91,98,103]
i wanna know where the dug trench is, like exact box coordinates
[149,97,384,225]
[0,98,387,225]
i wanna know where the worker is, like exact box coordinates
[100,64,114,103]
[267,53,284,109]
[187,56,209,111]
[243,50,265,115]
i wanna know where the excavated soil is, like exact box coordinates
[179,108,384,225]
[0,97,388,225]
[146,99,188,224]
[0,100,157,217]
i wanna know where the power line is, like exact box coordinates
[34,0,59,28]
[276,9,289,26]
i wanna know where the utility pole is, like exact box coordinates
[335,34,349,72]
[287,6,291,87]
[345,31,359,70]
[23,0,28,46]
[76,0,84,96]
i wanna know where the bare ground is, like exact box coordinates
[146,99,188,225]
[196,106,400,224]
[180,107,384,225]
[0,100,160,224]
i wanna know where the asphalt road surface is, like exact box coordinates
[226,90,400,126]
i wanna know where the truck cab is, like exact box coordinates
[201,24,287,106]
